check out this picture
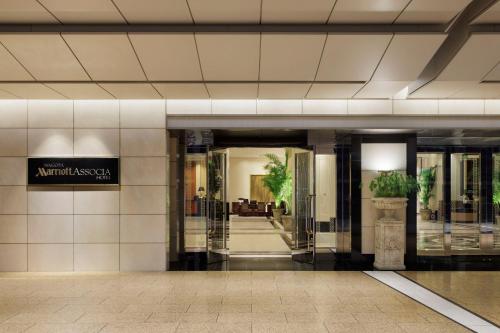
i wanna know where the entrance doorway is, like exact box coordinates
[179,130,338,269]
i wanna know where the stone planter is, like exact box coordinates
[496,216,500,224]
[420,208,432,221]
[372,197,408,270]
[372,197,408,221]
[281,215,294,232]
[272,208,283,223]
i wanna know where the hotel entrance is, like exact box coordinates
[171,130,339,270]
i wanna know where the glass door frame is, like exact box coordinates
[418,145,500,256]
[292,147,316,264]
[206,148,229,264]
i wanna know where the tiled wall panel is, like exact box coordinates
[0,100,168,272]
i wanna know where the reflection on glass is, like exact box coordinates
[315,154,337,252]
[450,153,481,251]
[184,153,207,251]
[493,154,500,249]
[417,153,445,254]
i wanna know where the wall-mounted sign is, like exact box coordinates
[28,158,119,185]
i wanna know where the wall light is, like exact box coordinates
[361,143,407,171]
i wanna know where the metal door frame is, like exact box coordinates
[292,147,316,264]
[206,149,229,264]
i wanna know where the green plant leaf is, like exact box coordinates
[418,165,437,209]
[261,152,292,213]
[369,170,419,198]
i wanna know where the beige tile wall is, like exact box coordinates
[0,100,168,272]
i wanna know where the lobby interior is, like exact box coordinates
[0,0,500,332]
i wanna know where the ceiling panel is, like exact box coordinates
[0,89,18,99]
[0,0,57,23]
[450,83,500,98]
[0,43,33,81]
[260,34,326,81]
[316,34,392,81]
[473,2,500,23]
[438,34,500,81]
[372,34,446,81]
[63,34,146,81]
[261,0,336,23]
[47,83,114,99]
[258,83,310,98]
[0,83,66,99]
[329,0,409,23]
[354,81,409,98]
[113,0,192,23]
[196,34,260,81]
[38,0,124,23]
[409,81,475,98]
[188,0,260,23]
[307,83,363,98]
[129,33,202,81]
[483,62,500,81]
[206,84,258,99]
[0,34,89,81]
[153,83,209,99]
[100,83,161,99]
[396,0,471,23]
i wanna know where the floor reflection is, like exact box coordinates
[417,216,500,255]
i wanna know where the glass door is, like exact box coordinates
[184,150,208,253]
[292,149,316,264]
[450,153,481,252]
[207,149,229,264]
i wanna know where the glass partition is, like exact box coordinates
[416,153,445,255]
[184,151,208,252]
[493,154,500,250]
[450,153,481,252]
[315,154,337,253]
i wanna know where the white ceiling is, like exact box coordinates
[61,34,146,81]
[259,34,326,81]
[0,0,475,24]
[196,34,260,81]
[129,33,202,81]
[0,1,499,100]
[0,31,456,99]
[473,2,500,24]
[410,34,500,98]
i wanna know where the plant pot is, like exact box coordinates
[420,208,432,221]
[372,198,408,221]
[496,216,500,224]
[272,208,283,223]
[281,215,294,232]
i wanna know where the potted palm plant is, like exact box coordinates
[493,173,500,224]
[418,166,437,221]
[262,151,292,226]
[369,171,419,220]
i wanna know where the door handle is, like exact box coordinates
[306,198,312,235]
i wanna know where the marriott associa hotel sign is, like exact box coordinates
[28,158,119,185]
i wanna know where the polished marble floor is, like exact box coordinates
[0,271,472,333]
[416,217,500,255]
[229,216,290,254]
[401,271,500,327]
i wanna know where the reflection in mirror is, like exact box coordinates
[184,153,207,251]
[416,153,445,255]
[450,153,481,251]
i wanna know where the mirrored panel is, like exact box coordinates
[417,153,445,255]
[450,153,481,252]
[493,154,500,250]
[184,151,208,252]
